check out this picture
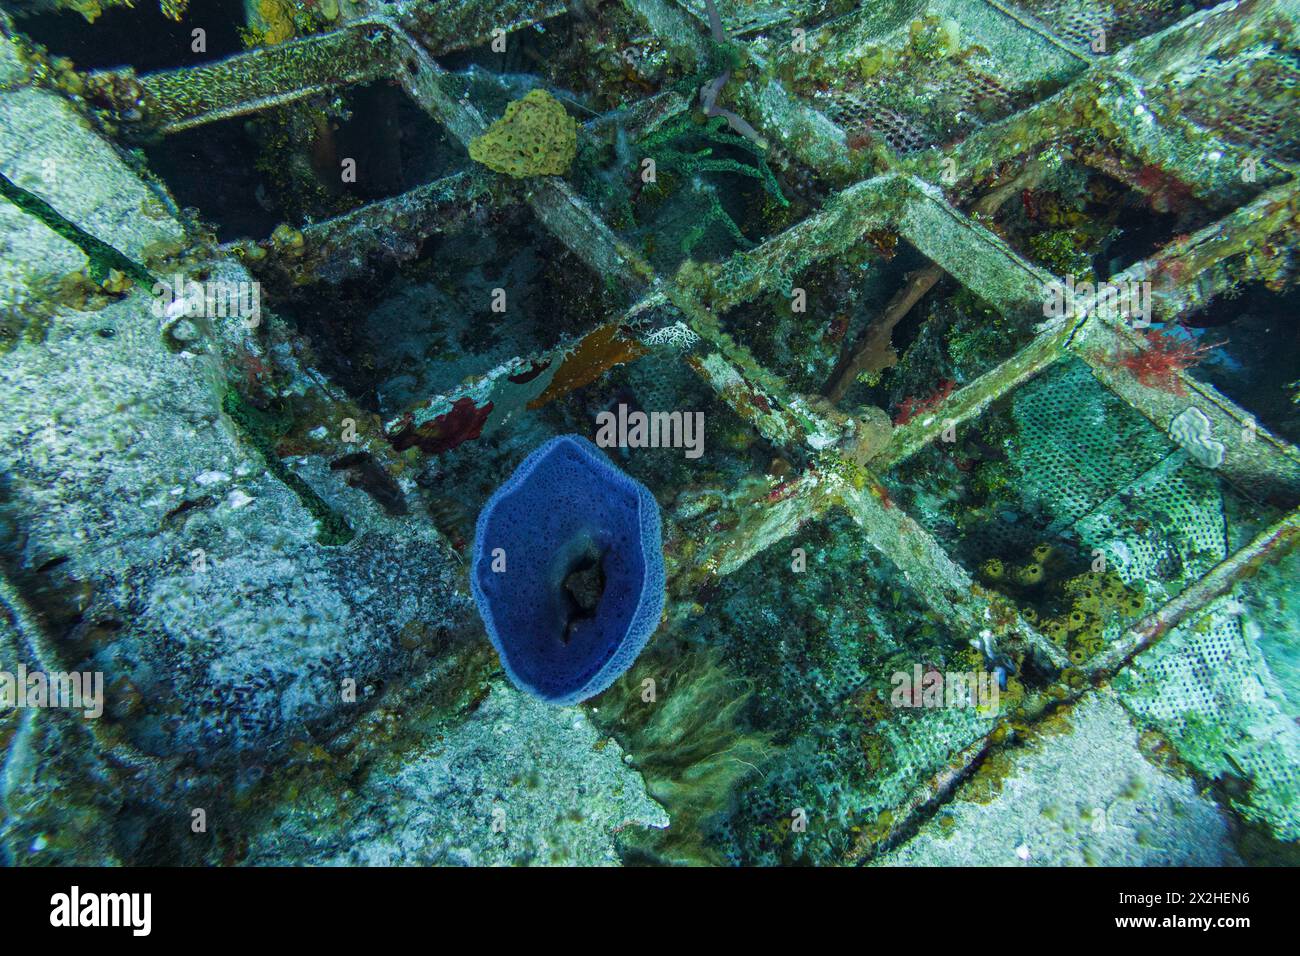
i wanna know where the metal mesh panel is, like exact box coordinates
[1011,0,1191,51]
[1009,360,1300,839]
[1010,361,1175,536]
[815,89,935,153]
[1180,50,1300,162]
[817,60,1023,154]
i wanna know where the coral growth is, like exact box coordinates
[527,324,649,410]
[49,0,187,23]
[241,0,338,48]
[1168,406,1226,469]
[980,546,1147,666]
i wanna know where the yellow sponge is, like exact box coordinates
[468,90,577,178]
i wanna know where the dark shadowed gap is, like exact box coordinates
[14,0,247,72]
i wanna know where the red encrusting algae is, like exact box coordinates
[893,379,956,426]
[1105,327,1221,395]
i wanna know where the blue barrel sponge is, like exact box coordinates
[471,435,666,704]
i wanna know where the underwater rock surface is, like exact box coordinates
[472,435,665,705]
[245,678,669,866]
[881,692,1242,866]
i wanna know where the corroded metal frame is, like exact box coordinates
[106,0,1300,857]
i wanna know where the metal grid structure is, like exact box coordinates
[15,0,1300,856]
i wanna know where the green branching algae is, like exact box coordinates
[634,114,788,257]
[639,114,787,209]
[0,170,154,286]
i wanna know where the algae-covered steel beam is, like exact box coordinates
[1121,176,1300,319]
[136,21,398,133]
[131,1,570,134]
[382,315,649,451]
[396,0,569,55]
[893,176,1055,321]
[971,0,1095,63]
[1114,0,1291,86]
[1072,65,1283,209]
[620,0,710,65]
[526,180,656,291]
[875,317,1082,471]
[1060,179,1300,509]
[670,0,796,38]
[907,0,1294,197]
[585,89,694,144]
[380,287,841,466]
[667,173,1057,454]
[872,168,1300,474]
[674,171,1045,327]
[728,77,865,184]
[682,340,845,453]
[697,175,906,311]
[225,170,504,285]
[903,74,1085,193]
[664,470,837,615]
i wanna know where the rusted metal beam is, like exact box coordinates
[225,171,503,285]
